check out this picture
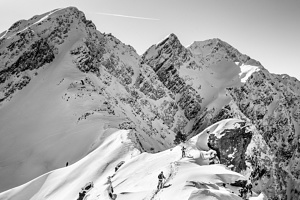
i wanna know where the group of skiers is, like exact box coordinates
[155,145,186,190]
[155,141,219,190]
[76,133,255,199]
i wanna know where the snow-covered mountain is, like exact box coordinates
[0,7,299,200]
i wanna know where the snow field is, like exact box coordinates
[0,118,270,200]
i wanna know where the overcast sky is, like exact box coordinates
[1,0,299,80]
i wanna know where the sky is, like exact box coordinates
[0,0,299,80]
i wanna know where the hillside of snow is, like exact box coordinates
[1,125,267,200]
[0,6,299,200]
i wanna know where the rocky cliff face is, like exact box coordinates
[0,7,299,199]
[142,32,300,199]
[226,71,300,200]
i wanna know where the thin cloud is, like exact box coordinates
[91,12,160,21]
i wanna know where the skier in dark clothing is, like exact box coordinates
[66,162,68,167]
[77,191,86,200]
[181,146,186,158]
[157,171,166,189]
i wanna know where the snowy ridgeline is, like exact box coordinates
[0,6,299,200]
[0,124,267,200]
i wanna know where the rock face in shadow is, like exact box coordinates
[208,121,253,173]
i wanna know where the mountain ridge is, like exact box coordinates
[0,6,299,200]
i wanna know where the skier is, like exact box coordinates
[181,146,186,158]
[77,191,86,200]
[66,162,68,167]
[157,171,166,190]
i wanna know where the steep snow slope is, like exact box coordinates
[0,129,139,200]
[0,43,132,191]
[0,6,196,192]
[1,123,255,200]
[0,7,178,192]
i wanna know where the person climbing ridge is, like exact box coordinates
[157,171,166,190]
[181,145,186,158]
[77,191,86,200]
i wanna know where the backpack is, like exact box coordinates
[158,173,163,179]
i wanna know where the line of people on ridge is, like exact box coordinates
[156,139,220,190]
[77,132,221,199]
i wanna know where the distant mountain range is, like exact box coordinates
[0,7,299,200]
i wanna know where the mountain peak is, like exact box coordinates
[142,33,188,68]
[187,38,261,66]
[155,33,181,47]
[1,6,96,41]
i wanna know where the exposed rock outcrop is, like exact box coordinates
[208,121,253,173]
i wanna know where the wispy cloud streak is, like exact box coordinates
[91,12,160,21]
